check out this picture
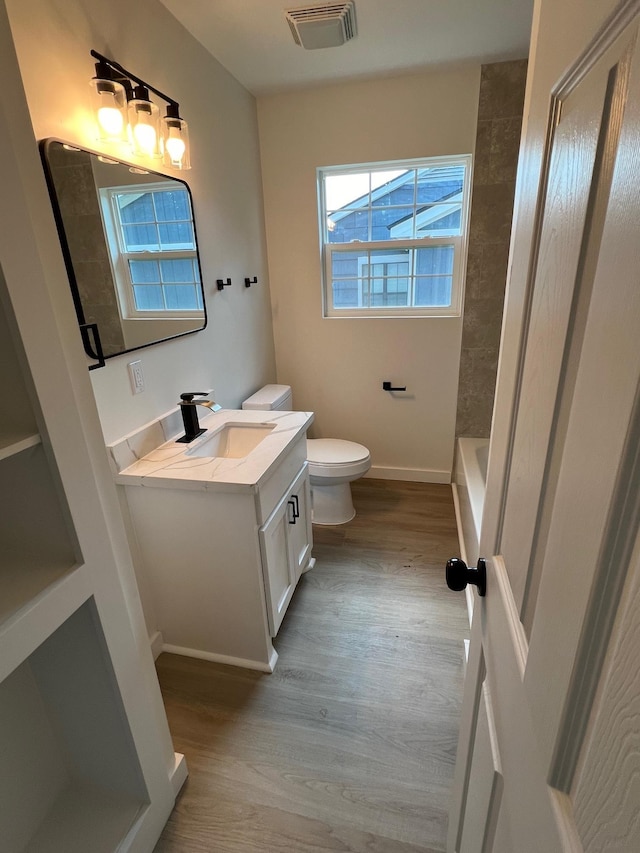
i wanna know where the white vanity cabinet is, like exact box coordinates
[118,421,314,672]
[260,462,313,636]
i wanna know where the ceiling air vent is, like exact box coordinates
[286,2,357,50]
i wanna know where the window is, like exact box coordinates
[100,183,203,317]
[318,156,472,317]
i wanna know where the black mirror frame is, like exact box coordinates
[40,137,207,366]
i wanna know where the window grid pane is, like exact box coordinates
[325,164,466,244]
[129,259,160,284]
[122,223,160,252]
[416,167,465,203]
[330,244,455,310]
[118,193,154,224]
[129,258,202,311]
[133,285,165,311]
[163,285,202,310]
[414,276,453,307]
[371,170,416,207]
[116,189,196,251]
[152,189,191,222]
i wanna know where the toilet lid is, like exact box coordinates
[307,438,370,465]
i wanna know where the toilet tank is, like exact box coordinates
[242,384,292,411]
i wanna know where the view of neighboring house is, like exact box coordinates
[324,163,466,310]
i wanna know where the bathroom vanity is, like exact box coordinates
[109,408,314,672]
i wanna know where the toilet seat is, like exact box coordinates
[307,438,371,479]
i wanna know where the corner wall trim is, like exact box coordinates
[170,753,188,796]
[150,631,164,661]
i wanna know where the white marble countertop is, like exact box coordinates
[110,408,314,493]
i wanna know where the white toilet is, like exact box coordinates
[242,385,371,525]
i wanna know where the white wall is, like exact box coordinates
[6,0,276,445]
[257,67,480,482]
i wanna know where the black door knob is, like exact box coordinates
[446,557,487,597]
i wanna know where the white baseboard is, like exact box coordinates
[170,752,188,796]
[150,630,164,661]
[161,642,279,673]
[364,466,451,484]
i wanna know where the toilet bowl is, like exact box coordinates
[242,385,371,525]
[307,438,371,525]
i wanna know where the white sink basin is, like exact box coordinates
[187,422,275,459]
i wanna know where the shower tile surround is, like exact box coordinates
[456,60,528,438]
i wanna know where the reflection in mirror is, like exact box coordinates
[40,139,206,360]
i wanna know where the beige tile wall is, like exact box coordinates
[455,59,527,437]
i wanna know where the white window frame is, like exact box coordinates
[99,182,202,320]
[318,155,472,318]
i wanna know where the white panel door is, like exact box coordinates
[449,6,640,851]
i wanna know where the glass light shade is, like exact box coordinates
[162,115,191,170]
[128,94,161,158]
[90,77,127,142]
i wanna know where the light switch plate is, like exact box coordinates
[128,360,145,394]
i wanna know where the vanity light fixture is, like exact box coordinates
[162,103,191,170]
[90,50,191,169]
[90,59,127,142]
[128,84,161,159]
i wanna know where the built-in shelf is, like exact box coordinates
[1,266,159,852]
[0,440,78,634]
[0,602,149,853]
[0,557,77,630]
[0,431,41,462]
[23,782,145,853]
[0,287,39,444]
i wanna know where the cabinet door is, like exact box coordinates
[287,463,313,579]
[259,491,298,637]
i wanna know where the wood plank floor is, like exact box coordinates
[153,479,469,853]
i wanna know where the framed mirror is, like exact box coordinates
[40,139,207,364]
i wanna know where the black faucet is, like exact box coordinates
[176,392,219,443]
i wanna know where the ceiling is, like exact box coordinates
[160,0,534,96]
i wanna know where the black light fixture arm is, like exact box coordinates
[90,49,181,114]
